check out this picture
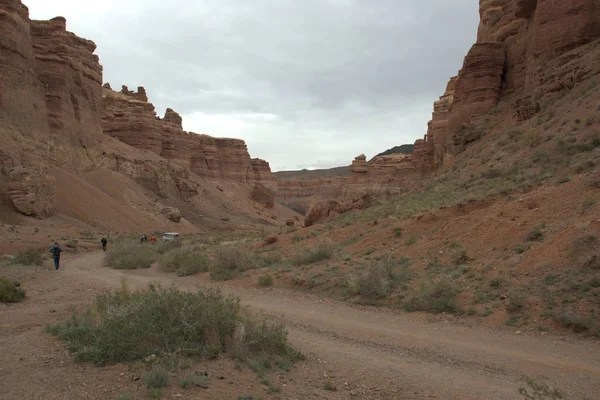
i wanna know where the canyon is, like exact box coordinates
[0,0,296,238]
[276,0,600,223]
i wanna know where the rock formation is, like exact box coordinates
[101,86,277,191]
[411,0,600,170]
[161,206,182,223]
[7,167,56,218]
[304,193,375,227]
[350,154,368,174]
[0,0,293,229]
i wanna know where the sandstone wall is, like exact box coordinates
[0,0,278,221]
[101,86,277,191]
[411,0,600,171]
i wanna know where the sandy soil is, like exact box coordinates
[2,252,599,400]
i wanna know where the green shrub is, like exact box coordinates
[210,247,260,281]
[554,313,593,333]
[402,279,462,314]
[258,274,274,287]
[404,236,418,246]
[155,239,182,255]
[179,374,209,389]
[159,247,209,276]
[451,249,469,265]
[515,244,526,254]
[290,240,337,266]
[346,258,413,299]
[104,241,154,270]
[0,277,25,303]
[506,290,528,312]
[45,284,300,366]
[526,227,544,242]
[394,228,403,237]
[144,366,169,388]
[324,380,337,392]
[13,249,43,266]
[518,377,565,400]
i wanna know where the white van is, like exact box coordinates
[162,232,180,241]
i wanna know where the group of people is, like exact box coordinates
[49,237,108,271]
[140,234,157,244]
[48,233,155,271]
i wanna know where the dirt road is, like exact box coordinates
[57,251,600,400]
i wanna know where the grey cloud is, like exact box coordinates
[26,0,479,170]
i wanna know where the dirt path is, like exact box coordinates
[61,252,600,399]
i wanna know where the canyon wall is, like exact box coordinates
[101,86,277,192]
[0,0,281,226]
[411,0,600,171]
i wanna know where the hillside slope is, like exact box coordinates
[0,0,301,252]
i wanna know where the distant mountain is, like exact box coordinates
[372,144,414,160]
[273,166,350,180]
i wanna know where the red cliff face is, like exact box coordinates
[31,17,104,144]
[411,0,600,171]
[101,86,277,191]
[0,0,278,222]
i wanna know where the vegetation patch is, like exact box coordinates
[155,239,183,255]
[104,241,155,270]
[0,277,26,303]
[45,283,301,367]
[144,366,169,388]
[290,240,337,266]
[346,257,413,300]
[159,247,209,276]
[258,274,274,287]
[402,279,462,314]
[210,247,260,281]
[13,249,44,266]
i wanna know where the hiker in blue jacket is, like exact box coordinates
[50,242,63,270]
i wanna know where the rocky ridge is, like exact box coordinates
[411,0,600,172]
[0,0,293,230]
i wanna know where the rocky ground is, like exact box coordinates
[1,251,599,399]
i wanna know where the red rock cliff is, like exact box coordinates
[412,0,600,171]
[101,86,277,191]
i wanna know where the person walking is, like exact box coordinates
[49,242,63,270]
[150,235,156,244]
[101,237,108,251]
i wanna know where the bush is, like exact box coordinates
[451,249,469,265]
[0,277,26,303]
[324,380,337,392]
[404,236,418,246]
[347,258,413,299]
[402,279,462,314]
[45,284,300,367]
[290,240,337,266]
[506,290,528,312]
[519,377,565,400]
[210,247,260,281]
[180,374,209,389]
[526,227,544,242]
[258,274,273,287]
[554,313,594,333]
[104,241,154,270]
[13,249,43,266]
[159,248,209,277]
[155,239,182,255]
[144,366,169,388]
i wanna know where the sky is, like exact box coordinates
[25,0,479,171]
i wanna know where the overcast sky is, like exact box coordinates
[25,0,479,171]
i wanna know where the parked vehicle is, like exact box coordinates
[162,232,180,241]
